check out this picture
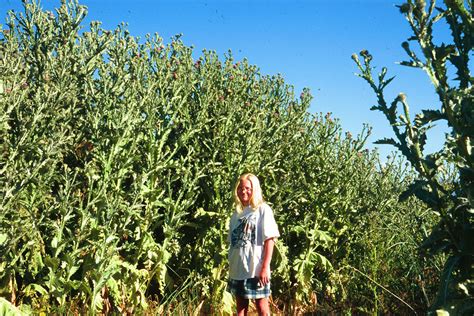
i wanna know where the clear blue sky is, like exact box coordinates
[1,0,450,159]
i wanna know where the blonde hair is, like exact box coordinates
[233,173,264,213]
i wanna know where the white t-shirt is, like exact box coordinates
[228,203,280,280]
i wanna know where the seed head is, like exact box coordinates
[398,3,412,14]
[398,93,407,103]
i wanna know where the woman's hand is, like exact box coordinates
[259,265,271,286]
[259,238,275,286]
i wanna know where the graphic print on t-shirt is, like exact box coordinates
[231,214,256,248]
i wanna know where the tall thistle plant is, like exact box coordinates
[0,0,448,313]
[353,0,473,314]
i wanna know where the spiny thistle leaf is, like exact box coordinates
[374,137,398,146]
[415,109,446,125]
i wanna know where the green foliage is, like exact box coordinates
[0,0,442,314]
[353,0,473,314]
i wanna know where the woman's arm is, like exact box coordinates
[259,237,275,285]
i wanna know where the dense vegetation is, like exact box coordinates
[0,0,458,314]
[354,0,473,314]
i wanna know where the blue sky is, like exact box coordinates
[1,0,450,159]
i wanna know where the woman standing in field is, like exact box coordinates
[227,173,280,316]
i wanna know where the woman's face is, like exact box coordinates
[237,179,253,206]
